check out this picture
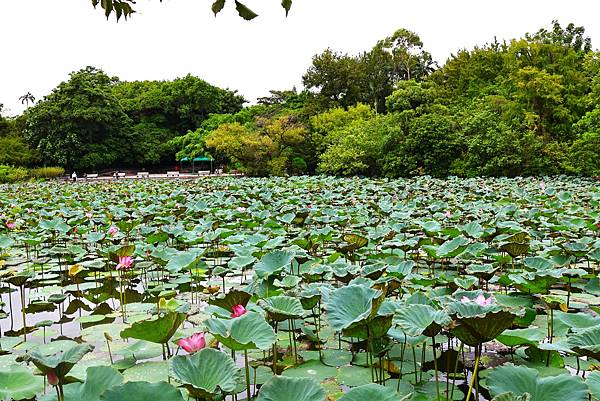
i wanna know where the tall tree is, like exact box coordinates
[19,92,35,108]
[25,66,133,170]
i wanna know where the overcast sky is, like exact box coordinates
[1,0,599,115]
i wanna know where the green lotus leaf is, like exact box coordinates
[448,300,519,346]
[208,289,252,312]
[100,381,184,401]
[586,371,600,400]
[165,250,202,273]
[79,366,123,401]
[259,295,304,321]
[282,360,339,381]
[395,304,451,337]
[338,383,397,401]
[255,250,295,278]
[0,364,44,400]
[256,376,326,401]
[274,275,303,288]
[496,328,546,347]
[492,392,532,401]
[120,311,185,344]
[486,364,587,401]
[170,348,240,398]
[323,285,382,332]
[339,234,368,253]
[342,314,393,340]
[20,343,94,379]
[205,311,276,350]
[387,260,414,279]
[568,326,600,361]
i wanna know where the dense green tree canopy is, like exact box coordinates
[22,67,244,170]
[6,21,600,177]
[24,67,133,169]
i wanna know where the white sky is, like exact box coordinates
[1,0,599,115]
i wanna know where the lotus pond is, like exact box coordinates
[1,176,600,401]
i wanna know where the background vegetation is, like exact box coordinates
[2,21,600,177]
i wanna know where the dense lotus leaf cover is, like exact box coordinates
[0,176,599,400]
[486,364,588,401]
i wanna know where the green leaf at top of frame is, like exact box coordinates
[282,0,292,16]
[235,1,258,20]
[212,0,226,16]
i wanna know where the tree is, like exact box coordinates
[205,113,308,176]
[375,28,436,82]
[382,113,459,177]
[92,0,293,21]
[112,75,245,165]
[25,66,133,170]
[309,104,375,154]
[318,114,398,176]
[565,107,600,175]
[19,92,35,108]
[303,49,367,111]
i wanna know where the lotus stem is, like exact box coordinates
[244,350,251,401]
[20,285,26,342]
[412,345,418,383]
[432,336,440,401]
[397,334,407,392]
[450,342,463,400]
[273,321,278,374]
[465,351,480,401]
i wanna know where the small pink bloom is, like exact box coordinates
[236,207,246,213]
[107,225,119,236]
[176,203,182,208]
[116,256,134,270]
[85,212,93,218]
[444,211,452,218]
[46,370,59,386]
[462,294,493,306]
[230,304,247,318]
[6,222,15,230]
[177,332,206,354]
[474,294,493,306]
[540,182,546,190]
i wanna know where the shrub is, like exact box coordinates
[0,165,29,183]
[28,167,65,179]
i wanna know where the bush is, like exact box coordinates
[0,165,29,183]
[28,167,65,179]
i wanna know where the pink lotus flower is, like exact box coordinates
[540,182,546,191]
[462,294,493,306]
[177,332,206,354]
[85,212,93,218]
[46,370,59,386]
[107,225,119,236]
[230,304,247,318]
[444,211,452,218]
[116,256,134,270]
[6,222,15,230]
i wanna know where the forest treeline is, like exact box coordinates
[2,20,600,177]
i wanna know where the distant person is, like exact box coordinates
[71,171,77,182]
